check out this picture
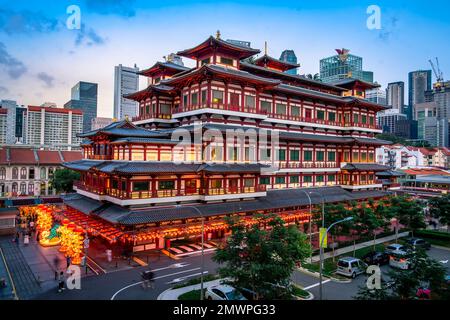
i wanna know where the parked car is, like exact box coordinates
[389,250,414,270]
[405,238,431,251]
[205,284,247,301]
[362,251,390,266]
[385,243,407,255]
[336,257,368,278]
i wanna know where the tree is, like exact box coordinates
[428,195,450,231]
[389,196,426,236]
[213,215,312,300]
[50,169,81,193]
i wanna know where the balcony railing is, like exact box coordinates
[74,182,266,200]
[340,179,383,186]
[278,162,338,169]
[132,113,172,122]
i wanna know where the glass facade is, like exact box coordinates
[279,50,298,75]
[320,53,374,84]
[65,81,98,133]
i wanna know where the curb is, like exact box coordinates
[298,267,351,284]
[431,244,450,251]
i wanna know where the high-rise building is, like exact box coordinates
[366,88,387,105]
[226,39,251,48]
[386,81,405,111]
[376,109,407,134]
[64,81,98,133]
[279,50,298,75]
[408,70,432,120]
[423,117,448,147]
[0,100,26,144]
[415,101,437,141]
[91,117,114,131]
[114,64,140,120]
[320,49,374,83]
[26,106,83,150]
[395,119,418,140]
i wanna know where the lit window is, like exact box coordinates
[212,90,224,104]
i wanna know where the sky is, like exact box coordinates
[0,0,449,117]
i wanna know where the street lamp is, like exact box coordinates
[307,191,326,262]
[298,190,313,262]
[177,205,205,300]
[319,216,353,300]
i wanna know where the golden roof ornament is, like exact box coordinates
[216,30,221,40]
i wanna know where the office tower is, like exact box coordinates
[366,88,387,105]
[408,70,432,120]
[386,82,405,111]
[91,117,114,130]
[320,48,374,83]
[415,102,437,140]
[26,105,83,150]
[113,64,140,120]
[64,81,98,133]
[376,109,407,134]
[279,50,298,75]
[0,100,26,144]
[226,39,251,48]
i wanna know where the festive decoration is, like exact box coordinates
[35,205,61,247]
[57,224,84,265]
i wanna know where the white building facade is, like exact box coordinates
[113,64,140,120]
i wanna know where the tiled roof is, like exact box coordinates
[4,148,37,164]
[83,187,388,225]
[342,163,391,172]
[79,119,169,138]
[61,151,83,162]
[36,150,62,164]
[402,168,450,176]
[419,148,437,156]
[0,148,82,165]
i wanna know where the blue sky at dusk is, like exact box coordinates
[0,0,449,117]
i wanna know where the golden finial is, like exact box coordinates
[216,30,221,40]
[125,115,129,122]
[112,117,118,122]
[264,41,268,55]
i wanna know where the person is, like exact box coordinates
[416,287,431,300]
[141,270,155,290]
[66,256,72,269]
[57,271,65,293]
[29,220,35,232]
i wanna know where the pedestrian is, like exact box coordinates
[57,271,65,293]
[66,256,71,269]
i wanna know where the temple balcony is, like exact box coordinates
[340,179,383,190]
[73,181,267,205]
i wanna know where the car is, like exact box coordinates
[205,284,247,301]
[385,243,407,255]
[405,238,431,250]
[389,250,414,270]
[362,251,390,266]
[336,257,368,278]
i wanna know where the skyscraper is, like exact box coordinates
[64,81,98,133]
[386,81,405,111]
[408,70,432,120]
[114,64,139,120]
[366,88,387,105]
[279,50,298,75]
[319,49,374,84]
[0,100,26,144]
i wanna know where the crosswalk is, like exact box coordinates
[167,242,218,257]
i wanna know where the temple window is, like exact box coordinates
[290,150,300,161]
[210,179,222,189]
[290,176,299,184]
[303,150,313,162]
[316,151,325,162]
[328,174,336,183]
[245,95,255,109]
[183,94,188,107]
[316,175,324,183]
[361,115,367,124]
[219,56,234,66]
[353,114,359,124]
[361,152,367,162]
[260,100,271,114]
[304,176,312,183]
[132,148,145,161]
[212,90,224,104]
[146,149,158,161]
[278,149,286,161]
[275,176,285,184]
[244,179,254,187]
[191,92,198,106]
[159,180,175,190]
[369,152,374,162]
[275,103,286,115]
[291,106,300,117]
[304,108,312,119]
[328,151,336,162]
[201,90,207,105]
[160,103,171,115]
[369,116,374,125]
[260,177,270,185]
[343,151,350,162]
[230,92,240,107]
[133,181,149,192]
[160,149,172,161]
[317,110,325,120]
[328,112,336,122]
[352,151,359,162]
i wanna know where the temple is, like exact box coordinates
[60,33,391,253]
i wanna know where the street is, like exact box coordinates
[35,246,450,300]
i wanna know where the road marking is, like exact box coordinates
[166,271,209,284]
[110,267,200,300]
[303,279,331,290]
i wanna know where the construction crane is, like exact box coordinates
[429,57,444,87]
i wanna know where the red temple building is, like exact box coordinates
[60,34,391,253]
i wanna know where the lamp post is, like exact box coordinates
[298,190,313,262]
[307,191,326,263]
[177,205,205,300]
[319,216,353,300]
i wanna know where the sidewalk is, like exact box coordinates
[157,279,223,300]
[308,231,409,263]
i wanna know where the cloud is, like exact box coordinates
[37,72,55,88]
[0,42,27,79]
[0,9,60,34]
[84,0,137,17]
[0,86,8,95]
[75,23,106,47]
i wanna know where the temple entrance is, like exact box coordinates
[228,178,239,193]
[185,179,197,194]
